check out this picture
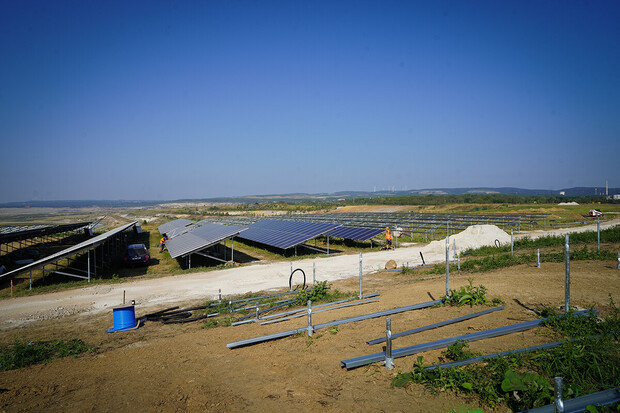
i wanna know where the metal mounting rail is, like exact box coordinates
[260,297,380,325]
[520,387,620,413]
[425,335,603,370]
[226,299,442,349]
[425,340,568,370]
[366,306,504,345]
[258,293,380,321]
[340,310,595,370]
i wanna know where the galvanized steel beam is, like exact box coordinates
[366,306,504,345]
[227,299,441,349]
[340,310,594,370]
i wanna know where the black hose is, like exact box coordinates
[162,313,214,324]
[494,239,501,248]
[419,251,425,266]
[143,306,180,318]
[289,268,306,291]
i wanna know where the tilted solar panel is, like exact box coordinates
[165,223,247,258]
[237,220,341,250]
[327,226,385,241]
[158,219,195,236]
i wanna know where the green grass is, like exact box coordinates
[0,338,94,371]
[427,244,617,275]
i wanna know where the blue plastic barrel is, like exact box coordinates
[106,304,138,332]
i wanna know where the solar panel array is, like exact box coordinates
[165,223,247,259]
[237,219,341,250]
[157,219,195,237]
[197,210,547,241]
[327,226,385,241]
[0,222,92,244]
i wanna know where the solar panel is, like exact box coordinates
[327,226,385,241]
[165,223,247,258]
[237,220,341,250]
[158,219,195,237]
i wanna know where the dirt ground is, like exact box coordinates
[1,258,619,412]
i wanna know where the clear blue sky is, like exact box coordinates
[1,1,619,202]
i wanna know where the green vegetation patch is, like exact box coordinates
[444,278,488,307]
[392,300,620,411]
[293,281,353,305]
[0,338,94,371]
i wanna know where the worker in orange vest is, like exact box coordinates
[385,227,393,250]
[160,234,167,252]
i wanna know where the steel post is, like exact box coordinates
[453,239,456,264]
[511,229,514,257]
[29,270,32,290]
[597,216,600,252]
[385,318,394,369]
[554,377,565,413]
[313,262,316,285]
[359,253,363,299]
[307,300,313,337]
[565,235,570,314]
[87,249,90,283]
[617,252,620,270]
[537,248,541,268]
[445,237,450,298]
[457,253,460,271]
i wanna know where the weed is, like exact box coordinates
[292,281,352,305]
[401,264,415,274]
[444,278,488,307]
[442,341,480,362]
[0,338,94,371]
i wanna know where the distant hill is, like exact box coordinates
[1,186,618,208]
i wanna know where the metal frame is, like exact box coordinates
[340,310,594,370]
[366,306,504,345]
[1,222,140,287]
[227,299,442,349]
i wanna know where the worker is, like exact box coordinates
[160,234,167,252]
[385,227,393,250]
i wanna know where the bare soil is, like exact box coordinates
[1,259,619,412]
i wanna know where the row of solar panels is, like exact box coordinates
[0,222,92,244]
[158,219,385,259]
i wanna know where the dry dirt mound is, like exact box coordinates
[424,224,511,255]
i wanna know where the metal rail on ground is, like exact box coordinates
[366,306,504,345]
[340,310,595,370]
[520,387,620,413]
[226,299,442,349]
[260,297,380,325]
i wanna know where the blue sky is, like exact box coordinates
[1,1,619,202]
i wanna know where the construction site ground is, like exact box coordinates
[0,220,619,412]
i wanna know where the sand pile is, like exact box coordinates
[558,202,579,206]
[423,225,511,255]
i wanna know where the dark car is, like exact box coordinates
[124,244,150,266]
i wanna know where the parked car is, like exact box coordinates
[588,209,603,217]
[124,244,150,265]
